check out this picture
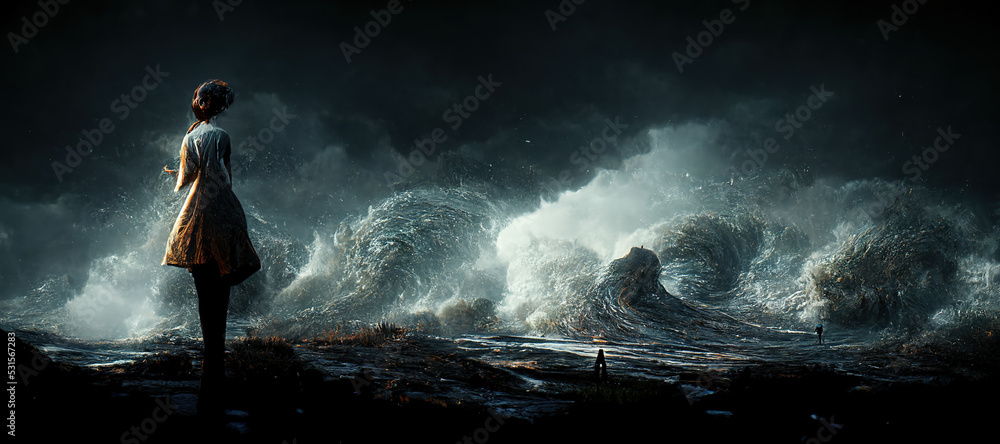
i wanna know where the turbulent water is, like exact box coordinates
[3,123,999,380]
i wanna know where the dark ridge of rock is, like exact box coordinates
[603,246,672,307]
[562,246,684,339]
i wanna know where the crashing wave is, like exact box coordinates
[804,199,964,329]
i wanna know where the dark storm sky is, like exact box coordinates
[0,0,996,298]
[2,0,997,194]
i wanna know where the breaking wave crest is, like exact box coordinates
[4,124,997,355]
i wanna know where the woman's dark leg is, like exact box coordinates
[192,264,231,411]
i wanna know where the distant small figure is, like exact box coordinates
[595,349,607,380]
[815,324,824,344]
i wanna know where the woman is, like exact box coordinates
[163,79,261,411]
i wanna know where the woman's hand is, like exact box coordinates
[163,165,178,175]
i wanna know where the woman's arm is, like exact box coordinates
[220,131,233,182]
[173,136,200,192]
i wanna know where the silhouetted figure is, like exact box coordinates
[815,324,824,344]
[595,349,607,381]
[163,80,261,415]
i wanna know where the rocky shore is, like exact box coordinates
[5,327,997,443]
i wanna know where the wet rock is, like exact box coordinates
[602,246,672,306]
[438,298,502,333]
